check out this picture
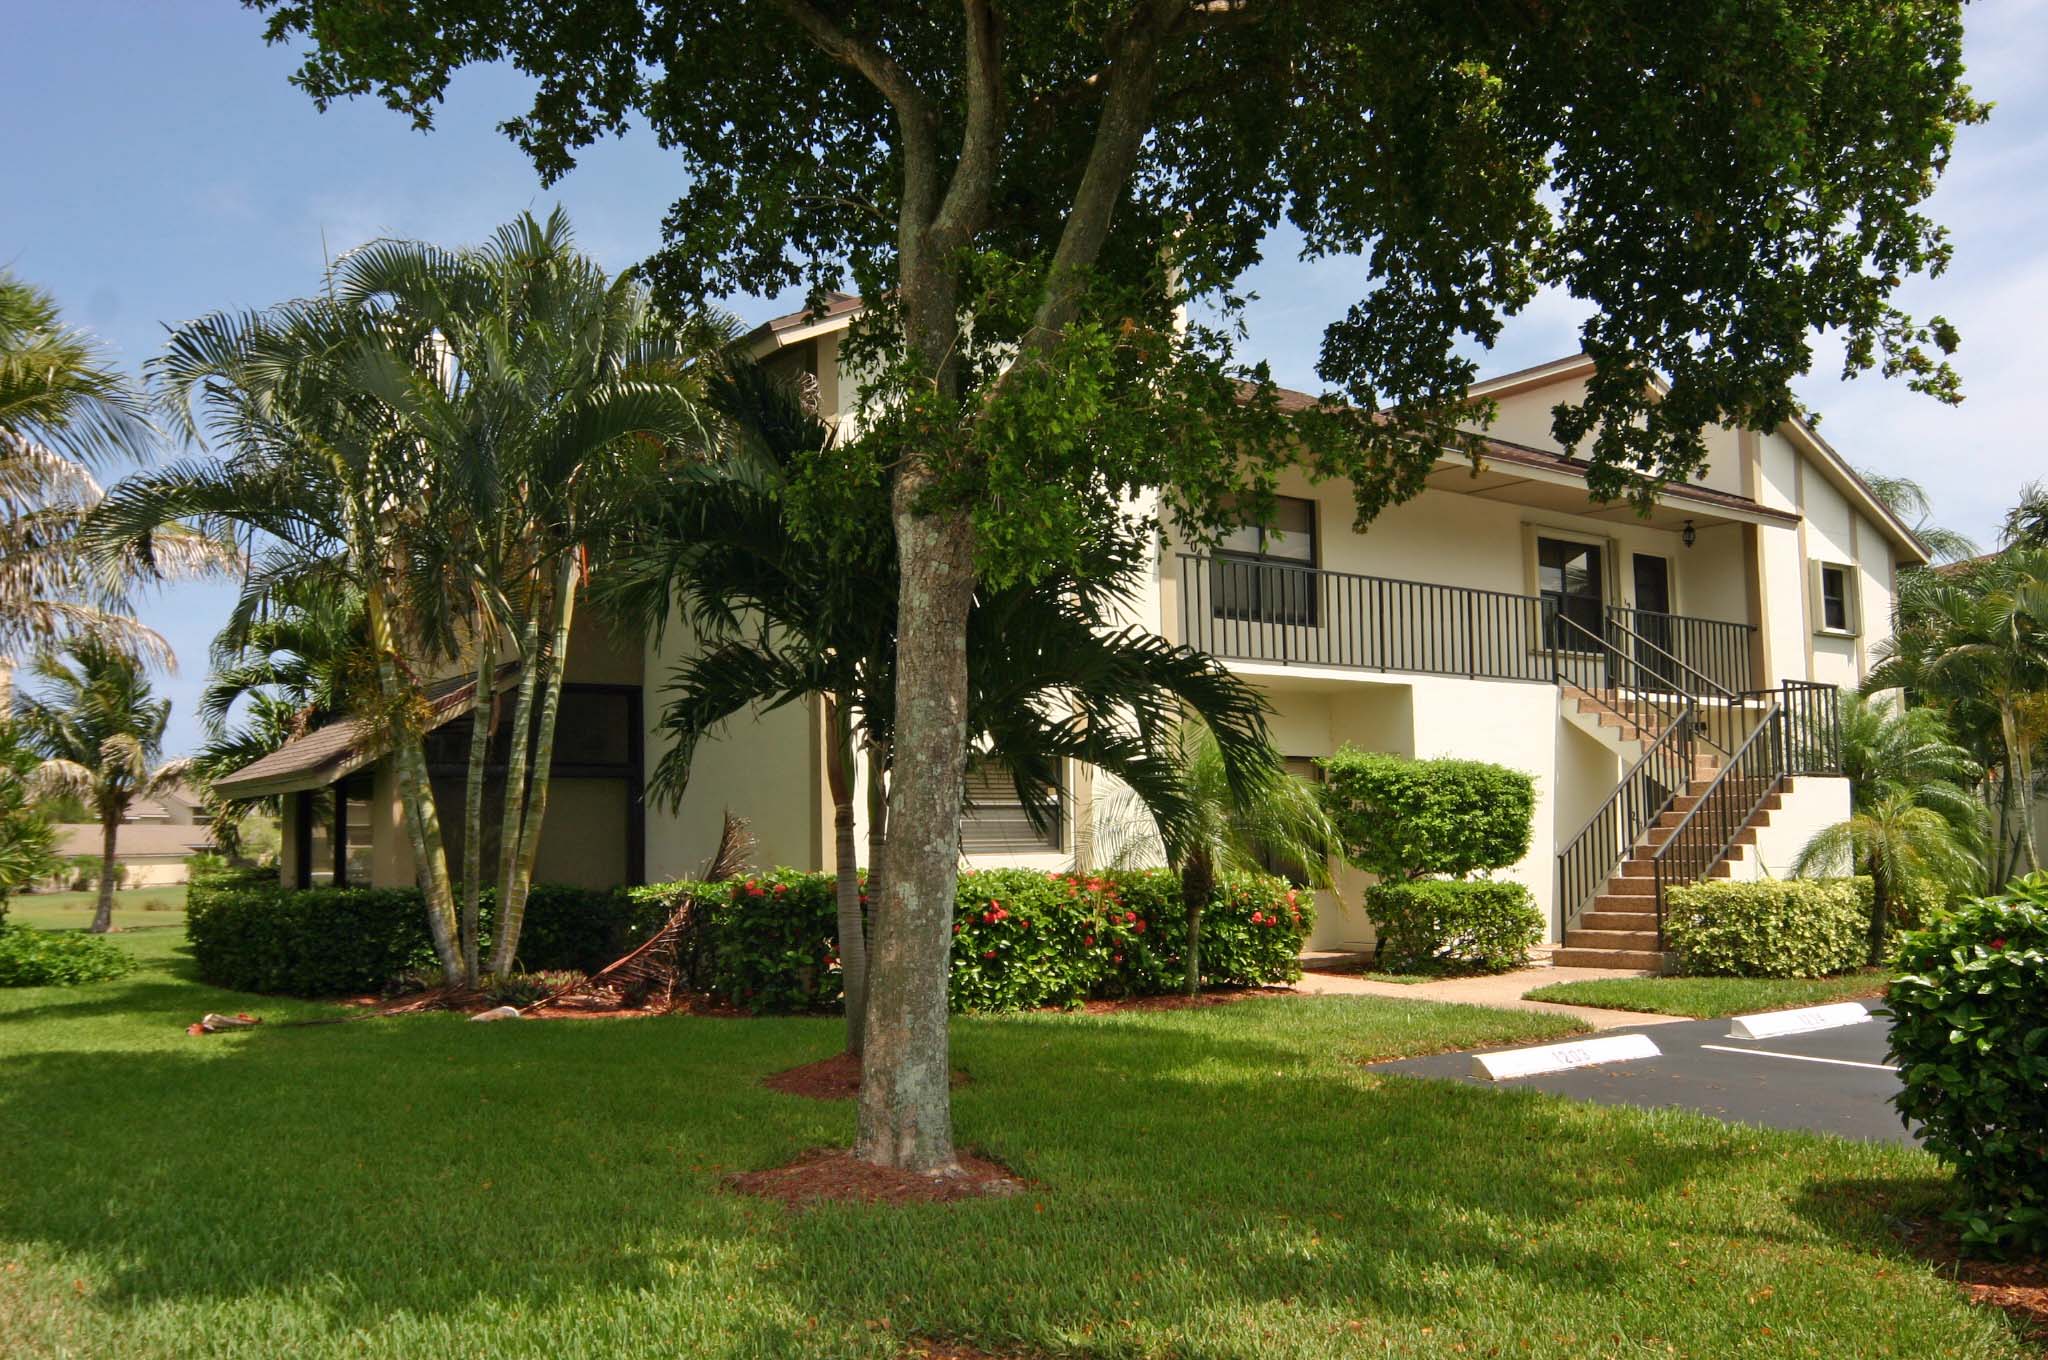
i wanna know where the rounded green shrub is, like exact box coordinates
[1318,749,1534,879]
[1366,879,1541,974]
[1888,873,2048,1258]
[1664,879,1863,978]
[0,925,134,987]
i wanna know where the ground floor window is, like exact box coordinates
[960,757,1063,854]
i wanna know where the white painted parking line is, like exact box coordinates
[1728,1002,1873,1041]
[1471,1033,1661,1081]
[1697,1043,1897,1073]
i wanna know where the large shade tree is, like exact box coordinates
[14,640,192,933]
[258,0,1984,1171]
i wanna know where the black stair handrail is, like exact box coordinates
[1648,695,1789,947]
[1593,612,1755,757]
[1555,700,1696,939]
[1548,613,1693,743]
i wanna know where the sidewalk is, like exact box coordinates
[1293,959,1689,1030]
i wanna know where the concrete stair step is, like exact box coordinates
[1581,909,1659,931]
[1551,947,1667,970]
[1565,928,1661,950]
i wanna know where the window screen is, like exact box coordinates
[960,759,1061,853]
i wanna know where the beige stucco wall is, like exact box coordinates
[1735,775,1852,881]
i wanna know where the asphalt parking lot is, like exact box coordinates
[1373,1001,1914,1144]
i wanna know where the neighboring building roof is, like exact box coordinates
[54,822,216,861]
[1470,352,1929,565]
[209,666,517,800]
[742,291,865,355]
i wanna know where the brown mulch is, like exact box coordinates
[728,1146,1025,1208]
[1076,984,1295,1012]
[763,1052,971,1100]
[1899,1220,2048,1347]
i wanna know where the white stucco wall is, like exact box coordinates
[1736,775,1851,880]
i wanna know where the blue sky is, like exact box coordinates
[6,2,2044,753]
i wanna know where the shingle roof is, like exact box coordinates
[209,667,514,798]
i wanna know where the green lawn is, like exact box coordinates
[1524,972,1889,1019]
[0,930,2022,1359]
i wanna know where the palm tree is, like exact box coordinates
[1794,692,1984,963]
[1869,550,2048,880]
[1796,792,1982,966]
[14,639,192,933]
[193,580,371,859]
[1856,466,1977,565]
[2004,480,2048,551]
[1152,723,1340,994]
[90,213,718,985]
[605,358,1275,1047]
[327,210,720,980]
[0,271,230,693]
[0,720,60,925]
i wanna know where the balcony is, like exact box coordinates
[1174,554,1755,692]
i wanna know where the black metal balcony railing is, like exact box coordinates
[1178,554,1755,690]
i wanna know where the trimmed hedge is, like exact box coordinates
[1365,878,1542,974]
[0,925,134,987]
[186,869,643,996]
[189,865,1312,1009]
[1664,878,1864,978]
[1318,748,1534,880]
[1889,873,2048,1257]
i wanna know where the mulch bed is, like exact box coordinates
[763,1051,971,1100]
[1900,1220,2048,1347]
[728,1146,1025,1208]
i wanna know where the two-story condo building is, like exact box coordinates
[218,297,1926,970]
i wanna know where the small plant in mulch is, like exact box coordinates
[729,1147,1026,1208]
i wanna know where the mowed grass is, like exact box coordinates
[1525,971,1889,1019]
[0,931,2023,1359]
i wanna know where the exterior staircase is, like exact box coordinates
[1552,683,1801,971]
[1551,766,1791,970]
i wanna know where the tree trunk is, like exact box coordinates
[856,488,975,1174]
[90,815,118,933]
[866,738,889,888]
[491,604,545,973]
[1180,853,1213,996]
[2003,702,2040,875]
[458,627,498,985]
[489,554,578,977]
[1867,860,1891,967]
[367,583,462,978]
[825,696,867,1055]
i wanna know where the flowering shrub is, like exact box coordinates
[651,866,1312,1015]
[1889,873,2048,1257]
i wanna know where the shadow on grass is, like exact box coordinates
[0,995,1746,1346]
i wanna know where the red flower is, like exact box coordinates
[1112,953,1124,963]
[1084,935,1095,946]
[1251,912,1265,925]
[748,886,765,897]
[982,949,998,959]
[1123,911,1137,924]
[1989,937,2008,951]
[773,883,788,895]
[953,924,962,934]
[1133,920,1146,933]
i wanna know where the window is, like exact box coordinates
[1537,536,1605,650]
[960,757,1061,854]
[1212,495,1318,625]
[1814,562,1858,635]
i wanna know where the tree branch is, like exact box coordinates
[928,0,1004,255]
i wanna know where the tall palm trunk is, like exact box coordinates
[458,626,498,983]
[367,581,461,978]
[824,696,867,1054]
[1866,857,1892,966]
[856,489,975,1174]
[1179,851,1214,996]
[866,738,889,889]
[491,600,545,973]
[488,552,577,977]
[90,814,118,933]
[2002,701,2040,873]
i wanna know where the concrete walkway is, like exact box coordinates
[1292,960,1689,1030]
